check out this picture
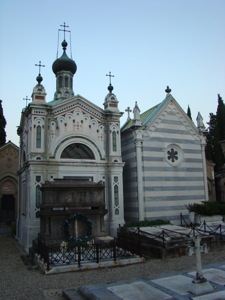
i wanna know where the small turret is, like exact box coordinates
[31,61,46,104]
[103,72,119,112]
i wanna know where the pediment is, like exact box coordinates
[51,95,105,122]
[144,95,200,141]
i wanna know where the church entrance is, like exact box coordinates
[0,195,15,224]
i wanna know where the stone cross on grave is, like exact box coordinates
[188,232,213,295]
[125,107,132,119]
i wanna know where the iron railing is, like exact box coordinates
[33,238,137,271]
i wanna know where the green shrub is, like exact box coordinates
[124,219,170,228]
[186,201,225,216]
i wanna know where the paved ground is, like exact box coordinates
[0,235,225,300]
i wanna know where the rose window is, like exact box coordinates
[167,148,178,162]
[165,144,183,166]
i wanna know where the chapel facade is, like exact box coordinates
[17,27,125,250]
[0,141,19,225]
[121,87,208,223]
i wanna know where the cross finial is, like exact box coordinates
[106,71,114,85]
[165,86,171,94]
[23,96,30,107]
[35,61,45,75]
[125,106,132,119]
[60,22,70,40]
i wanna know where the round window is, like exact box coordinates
[165,144,183,167]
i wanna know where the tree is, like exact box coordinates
[216,94,225,140]
[0,100,7,147]
[187,105,192,120]
[205,112,217,162]
[205,94,225,170]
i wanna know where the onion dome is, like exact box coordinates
[52,40,77,75]
[36,74,43,85]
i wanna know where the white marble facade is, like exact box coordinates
[17,37,124,251]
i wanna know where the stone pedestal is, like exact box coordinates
[188,280,213,295]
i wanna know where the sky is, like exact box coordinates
[0,0,225,146]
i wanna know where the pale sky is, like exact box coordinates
[0,0,225,146]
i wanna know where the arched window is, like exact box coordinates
[112,131,117,152]
[58,76,62,88]
[61,143,95,159]
[65,76,68,87]
[36,125,41,148]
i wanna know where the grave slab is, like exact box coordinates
[191,290,225,300]
[107,281,172,300]
[152,274,192,295]
[189,268,225,286]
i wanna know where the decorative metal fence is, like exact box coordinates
[33,238,138,271]
[180,213,225,240]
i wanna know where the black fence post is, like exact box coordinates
[45,245,50,271]
[162,230,165,248]
[96,243,99,263]
[113,238,116,262]
[203,220,206,232]
[78,245,81,268]
[219,224,222,240]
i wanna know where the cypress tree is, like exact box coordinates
[0,100,7,147]
[205,94,225,170]
[205,112,217,162]
[187,105,192,120]
[216,94,225,140]
[214,94,225,168]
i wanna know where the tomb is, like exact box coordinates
[38,179,107,245]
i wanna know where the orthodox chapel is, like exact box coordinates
[17,26,125,250]
[17,25,208,251]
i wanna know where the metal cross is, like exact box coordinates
[23,96,30,106]
[106,71,114,85]
[60,22,70,40]
[125,106,132,119]
[35,61,45,75]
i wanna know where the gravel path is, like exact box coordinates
[0,236,224,300]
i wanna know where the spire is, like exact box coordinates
[35,61,45,85]
[31,60,47,104]
[106,71,114,94]
[103,71,119,111]
[133,101,142,127]
[196,112,206,132]
[52,23,77,100]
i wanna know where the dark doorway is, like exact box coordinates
[0,195,15,223]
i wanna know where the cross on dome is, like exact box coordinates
[59,22,70,40]
[35,61,45,85]
[23,96,30,107]
[106,72,115,93]
[35,61,45,75]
